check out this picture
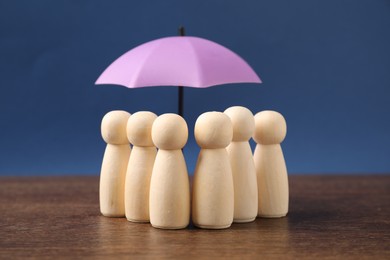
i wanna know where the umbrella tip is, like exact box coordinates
[178,26,185,36]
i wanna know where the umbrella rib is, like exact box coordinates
[185,38,204,88]
[127,41,162,88]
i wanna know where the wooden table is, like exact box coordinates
[0,175,389,259]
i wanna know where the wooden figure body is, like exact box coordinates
[125,111,157,223]
[192,112,234,229]
[149,114,190,229]
[253,110,289,218]
[225,106,258,223]
[100,110,131,217]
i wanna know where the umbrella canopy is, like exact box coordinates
[95,36,261,88]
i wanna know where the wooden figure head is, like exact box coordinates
[127,111,157,147]
[195,111,233,149]
[253,111,287,145]
[152,113,188,150]
[101,110,131,145]
[224,106,255,142]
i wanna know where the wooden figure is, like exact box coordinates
[192,112,234,229]
[253,110,289,218]
[224,106,258,223]
[149,113,190,229]
[100,110,131,217]
[125,111,157,223]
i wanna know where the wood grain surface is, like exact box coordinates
[0,175,389,259]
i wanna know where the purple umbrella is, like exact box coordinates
[96,29,261,116]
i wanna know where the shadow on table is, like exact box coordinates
[94,191,342,257]
[96,214,293,257]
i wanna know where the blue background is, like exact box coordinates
[0,0,389,175]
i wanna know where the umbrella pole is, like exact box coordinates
[178,86,184,117]
[178,26,185,117]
